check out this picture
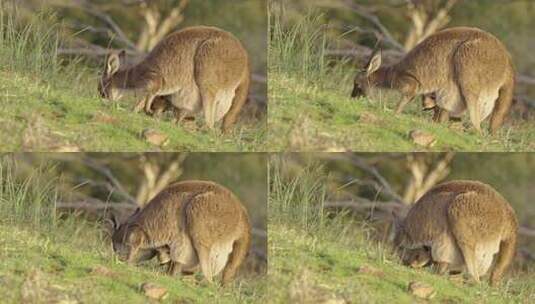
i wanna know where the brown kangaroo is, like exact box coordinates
[111,180,251,285]
[393,180,518,286]
[98,26,250,131]
[352,27,515,135]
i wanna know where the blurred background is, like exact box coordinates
[271,0,535,121]
[9,0,267,117]
[272,152,535,274]
[0,152,267,277]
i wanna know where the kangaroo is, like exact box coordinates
[98,26,251,131]
[352,27,515,135]
[110,180,251,285]
[392,180,518,286]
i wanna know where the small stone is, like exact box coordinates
[408,281,436,299]
[143,129,169,146]
[141,282,168,300]
[321,299,347,304]
[409,130,436,147]
[50,144,82,152]
[90,266,116,277]
[356,265,385,278]
[93,112,118,124]
[358,112,380,124]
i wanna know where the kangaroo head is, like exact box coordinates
[98,50,126,101]
[110,208,145,262]
[391,211,432,266]
[403,246,432,268]
[351,49,386,98]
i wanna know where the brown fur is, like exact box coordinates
[393,180,518,286]
[111,180,251,285]
[98,26,251,131]
[352,27,515,135]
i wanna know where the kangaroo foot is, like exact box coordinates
[134,100,145,113]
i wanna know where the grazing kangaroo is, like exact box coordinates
[111,180,251,285]
[98,26,251,131]
[393,180,518,286]
[352,27,515,135]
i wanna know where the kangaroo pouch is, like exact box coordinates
[174,231,199,270]
[475,239,501,276]
[431,234,464,271]
[435,85,465,117]
[169,85,202,114]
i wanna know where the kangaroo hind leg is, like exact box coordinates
[194,38,247,130]
[454,39,506,135]
[196,244,230,283]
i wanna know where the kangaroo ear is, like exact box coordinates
[365,49,382,76]
[106,212,120,231]
[105,51,123,76]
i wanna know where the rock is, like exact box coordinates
[321,299,347,304]
[289,269,346,303]
[358,112,380,124]
[356,265,385,278]
[90,266,116,277]
[143,129,169,146]
[409,130,436,147]
[141,282,168,300]
[93,112,118,124]
[408,281,436,299]
[49,144,82,152]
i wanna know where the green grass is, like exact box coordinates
[0,225,266,303]
[268,73,535,152]
[0,6,266,152]
[267,159,535,303]
[0,159,266,303]
[268,12,535,152]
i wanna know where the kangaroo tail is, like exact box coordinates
[489,68,515,135]
[222,69,250,132]
[221,230,251,285]
[490,234,516,286]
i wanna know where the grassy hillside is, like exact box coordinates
[0,161,266,303]
[267,161,535,303]
[269,73,535,152]
[268,13,535,152]
[0,8,266,152]
[0,224,265,304]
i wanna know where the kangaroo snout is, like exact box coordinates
[351,83,364,98]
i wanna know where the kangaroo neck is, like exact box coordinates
[112,64,150,90]
[388,64,422,90]
[374,66,396,89]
